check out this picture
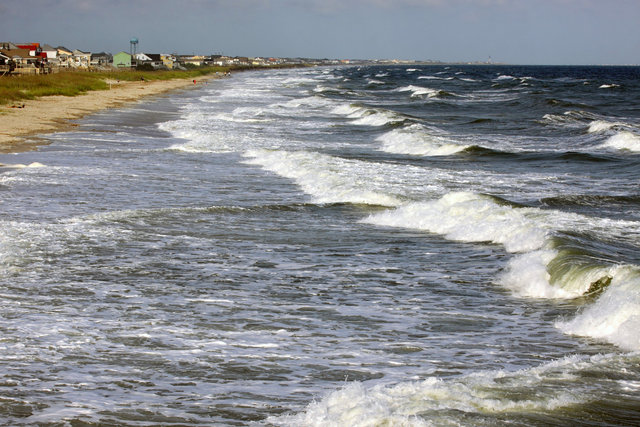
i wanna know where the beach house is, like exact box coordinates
[135,53,164,69]
[112,51,134,68]
[41,44,58,62]
[90,52,112,68]
[0,48,47,74]
[71,50,91,68]
[56,46,73,68]
[161,53,177,69]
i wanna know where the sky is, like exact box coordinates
[1,0,639,65]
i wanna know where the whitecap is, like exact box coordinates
[557,266,640,351]
[331,103,404,127]
[376,124,469,156]
[588,120,619,133]
[0,162,46,169]
[350,110,402,126]
[363,192,549,253]
[269,354,610,426]
[242,149,401,206]
[601,131,640,152]
[396,85,441,98]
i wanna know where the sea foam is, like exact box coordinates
[557,266,640,351]
[269,355,605,426]
[332,104,404,127]
[601,131,640,152]
[396,85,442,98]
[376,124,469,156]
[363,192,549,253]
[588,120,621,133]
[242,149,401,206]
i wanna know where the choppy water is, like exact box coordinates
[1,65,640,426]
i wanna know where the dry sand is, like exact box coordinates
[0,75,217,154]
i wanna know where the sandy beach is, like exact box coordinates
[0,75,217,154]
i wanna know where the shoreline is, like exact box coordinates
[0,74,220,154]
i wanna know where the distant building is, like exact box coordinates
[113,51,134,68]
[178,55,206,67]
[161,53,177,69]
[57,46,73,68]
[71,49,91,68]
[0,48,48,74]
[0,42,19,51]
[41,44,58,61]
[135,53,164,69]
[90,52,112,68]
[16,43,42,57]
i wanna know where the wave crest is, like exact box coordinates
[376,124,469,156]
[601,131,640,152]
[363,192,548,253]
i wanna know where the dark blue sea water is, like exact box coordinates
[1,65,639,425]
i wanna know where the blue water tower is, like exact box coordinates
[130,38,139,56]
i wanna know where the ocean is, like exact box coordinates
[1,64,639,426]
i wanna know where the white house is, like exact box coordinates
[71,49,91,68]
[41,44,58,60]
[135,53,164,69]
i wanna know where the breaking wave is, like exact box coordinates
[601,131,640,152]
[242,149,401,206]
[270,353,640,426]
[376,124,470,156]
[363,192,640,350]
[332,104,407,127]
[396,85,454,98]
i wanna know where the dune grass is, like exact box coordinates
[0,66,233,106]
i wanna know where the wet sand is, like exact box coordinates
[0,76,216,154]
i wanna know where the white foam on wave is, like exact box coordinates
[601,131,640,152]
[498,250,581,299]
[281,76,316,86]
[588,120,619,133]
[557,266,640,351]
[376,124,469,156]
[351,111,401,127]
[160,114,233,153]
[363,192,549,253]
[599,83,621,89]
[331,103,361,116]
[213,111,271,124]
[242,149,401,206]
[363,192,640,348]
[313,85,339,93]
[331,104,403,127]
[277,96,334,110]
[396,85,441,98]
[0,162,45,169]
[270,354,610,426]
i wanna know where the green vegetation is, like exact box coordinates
[0,66,234,106]
[0,72,109,105]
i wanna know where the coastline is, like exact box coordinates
[0,74,219,154]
